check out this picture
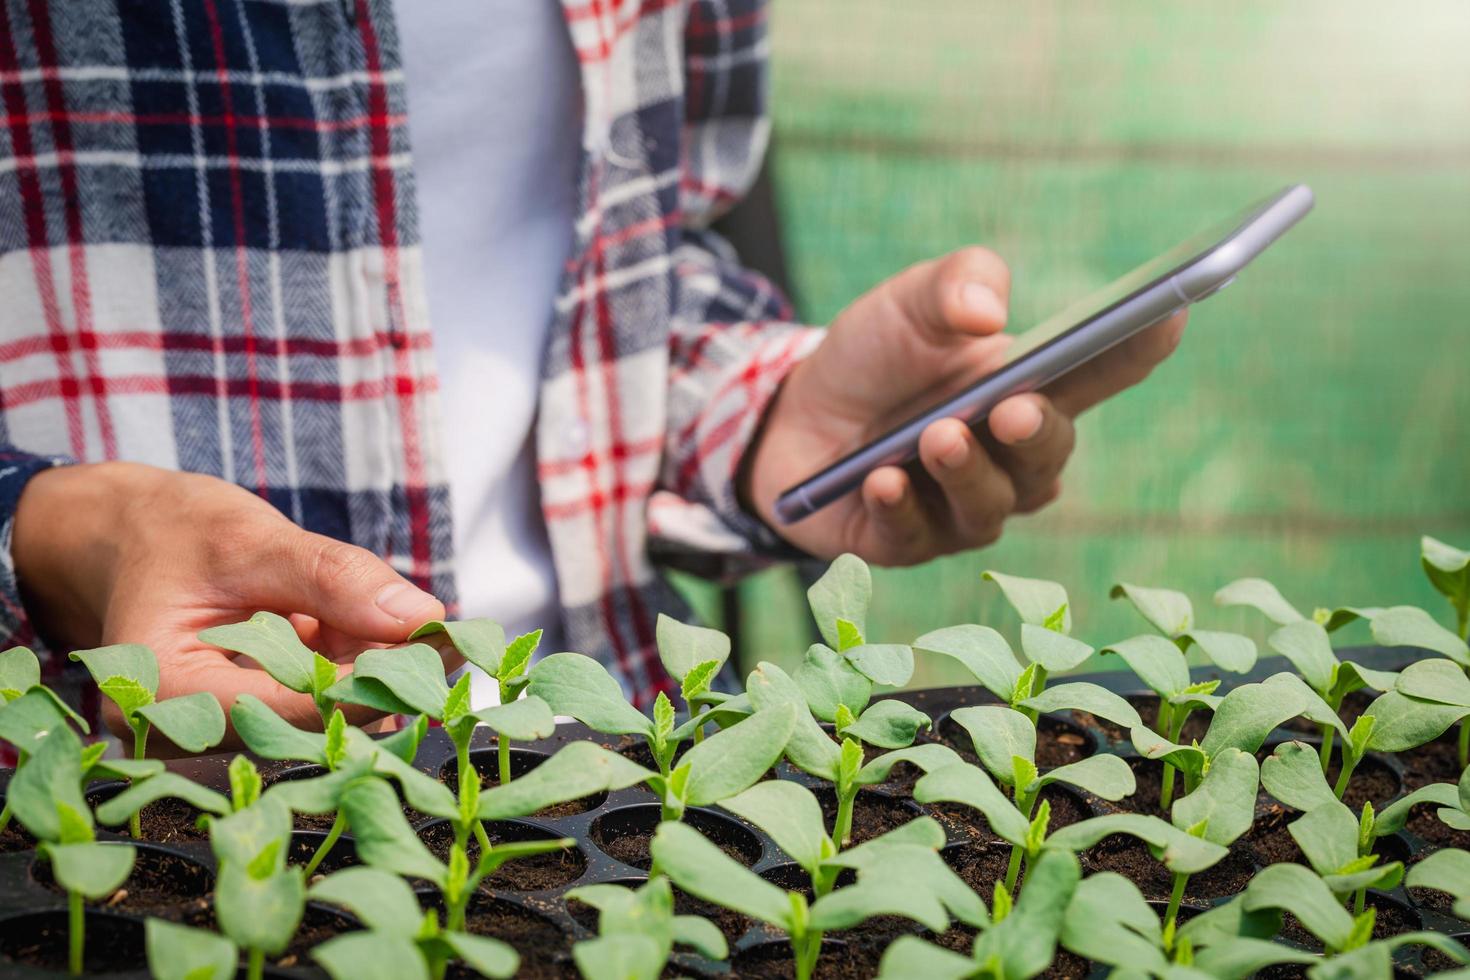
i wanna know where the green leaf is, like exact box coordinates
[199,613,315,692]
[136,692,225,753]
[1100,635,1190,699]
[207,795,291,868]
[654,614,730,682]
[312,652,340,701]
[670,914,728,961]
[792,643,871,723]
[1111,582,1194,637]
[320,675,419,716]
[913,763,1030,845]
[984,570,1072,633]
[1018,682,1141,729]
[1214,578,1304,625]
[912,625,1022,700]
[0,687,81,751]
[1060,872,1167,973]
[479,741,652,820]
[746,661,841,780]
[499,630,541,683]
[719,780,831,876]
[341,778,445,886]
[146,919,237,980]
[810,844,985,934]
[44,841,134,899]
[842,643,914,687]
[1130,728,1207,786]
[1364,690,1470,751]
[228,755,262,811]
[409,618,506,677]
[1405,848,1470,920]
[949,705,1035,784]
[1243,863,1353,951]
[88,757,165,783]
[1395,657,1470,707]
[308,867,422,937]
[97,676,154,721]
[469,695,556,741]
[970,848,1081,978]
[1172,748,1258,846]
[0,646,40,701]
[1019,624,1092,671]
[1201,676,1308,757]
[1267,621,1337,693]
[312,931,429,980]
[1038,754,1136,802]
[842,699,930,749]
[650,820,793,930]
[96,771,230,825]
[1288,804,1362,880]
[265,760,373,815]
[1048,814,1229,874]
[679,705,795,807]
[1370,606,1470,666]
[7,723,88,843]
[1423,535,1470,618]
[1179,630,1258,673]
[1374,782,1460,836]
[69,643,159,698]
[1261,740,1337,812]
[441,933,518,979]
[876,936,975,980]
[570,936,663,980]
[349,646,452,718]
[835,618,864,652]
[1192,938,1317,978]
[680,659,722,703]
[526,653,653,736]
[807,553,872,651]
[857,743,963,785]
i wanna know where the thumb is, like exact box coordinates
[259,527,444,642]
[876,245,1012,344]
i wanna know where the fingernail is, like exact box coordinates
[961,282,1007,326]
[1016,405,1045,443]
[940,434,969,469]
[376,582,436,623]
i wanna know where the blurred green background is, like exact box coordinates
[675,0,1470,684]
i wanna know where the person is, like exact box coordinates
[0,0,1183,744]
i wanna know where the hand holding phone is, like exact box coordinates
[739,186,1312,564]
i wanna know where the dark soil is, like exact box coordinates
[1393,727,1464,791]
[32,844,213,919]
[0,822,35,854]
[565,880,753,945]
[266,764,424,831]
[457,896,573,980]
[89,793,208,844]
[590,805,761,872]
[1083,693,1211,746]
[1244,810,1304,867]
[731,940,882,979]
[1086,834,1257,901]
[441,749,606,818]
[0,910,146,972]
[927,799,1000,843]
[1034,785,1091,831]
[1278,893,1419,949]
[1422,936,1470,972]
[288,831,360,877]
[1407,806,1470,850]
[272,907,362,970]
[943,842,1013,898]
[1325,755,1401,813]
[1107,758,1169,816]
[1406,847,1456,915]
[813,787,922,846]
[420,821,586,891]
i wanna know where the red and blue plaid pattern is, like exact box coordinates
[0,0,814,717]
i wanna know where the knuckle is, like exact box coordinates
[308,538,380,592]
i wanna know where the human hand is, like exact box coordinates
[12,462,455,746]
[742,247,1187,564]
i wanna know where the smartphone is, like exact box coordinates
[774,184,1315,525]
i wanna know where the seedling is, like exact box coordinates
[409,618,548,781]
[794,640,933,749]
[805,554,918,690]
[1358,658,1470,769]
[1156,747,1259,939]
[1405,848,1470,920]
[327,643,557,852]
[341,772,575,933]
[874,849,1081,980]
[310,866,520,980]
[1241,862,1469,974]
[1364,623,1470,768]
[199,612,343,726]
[1423,535,1470,640]
[567,876,728,980]
[68,643,225,837]
[1261,741,1404,917]
[95,753,269,836]
[651,814,985,980]
[914,761,1226,896]
[1100,635,1222,809]
[144,919,239,980]
[208,794,306,980]
[746,660,960,846]
[1111,581,1259,672]
[0,650,89,834]
[1374,763,1470,841]
[1264,620,1397,771]
[6,724,138,975]
[945,705,1135,887]
[652,614,732,743]
[1213,576,1378,633]
[641,704,796,824]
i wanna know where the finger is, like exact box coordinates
[987,394,1076,512]
[228,524,445,643]
[917,418,1015,547]
[883,246,1012,344]
[1047,310,1188,417]
[859,466,933,566]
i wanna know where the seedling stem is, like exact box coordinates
[1165,871,1188,943]
[497,733,511,786]
[304,812,347,879]
[247,948,265,980]
[128,718,149,839]
[68,889,83,976]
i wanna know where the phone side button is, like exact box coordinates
[1195,275,1237,301]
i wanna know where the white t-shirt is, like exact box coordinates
[397,2,581,704]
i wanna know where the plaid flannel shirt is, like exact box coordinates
[0,0,817,715]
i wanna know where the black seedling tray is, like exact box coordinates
[1,647,1466,978]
